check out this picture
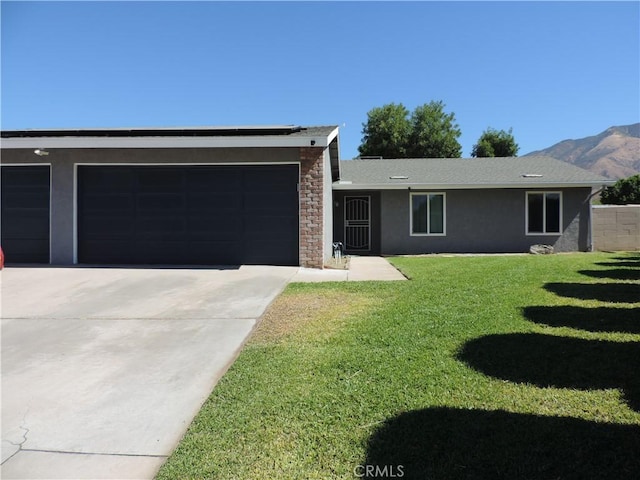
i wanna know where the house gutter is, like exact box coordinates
[332,181,616,190]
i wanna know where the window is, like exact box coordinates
[526,192,562,234]
[411,193,445,235]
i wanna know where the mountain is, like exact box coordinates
[525,123,640,179]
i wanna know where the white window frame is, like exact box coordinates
[526,191,562,235]
[410,192,446,236]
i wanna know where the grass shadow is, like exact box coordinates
[612,254,640,261]
[579,269,640,281]
[457,333,640,412]
[364,407,640,480]
[596,261,640,268]
[544,283,640,303]
[523,306,640,334]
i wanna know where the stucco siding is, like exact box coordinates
[379,188,592,254]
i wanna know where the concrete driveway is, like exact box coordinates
[1,265,297,479]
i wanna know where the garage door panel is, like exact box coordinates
[81,240,137,264]
[245,216,297,239]
[188,192,242,210]
[137,169,184,191]
[243,239,297,265]
[188,213,242,236]
[137,193,185,210]
[187,169,242,191]
[2,167,49,187]
[81,168,134,192]
[187,242,242,265]
[244,167,298,190]
[78,165,298,266]
[244,192,298,212]
[1,239,50,263]
[137,216,186,236]
[133,241,188,264]
[1,211,50,237]
[1,166,50,263]
[2,192,50,209]
[81,215,135,237]
[82,193,134,210]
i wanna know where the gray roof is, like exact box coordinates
[334,156,614,190]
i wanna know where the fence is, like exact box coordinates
[592,205,640,251]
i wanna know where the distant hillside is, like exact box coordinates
[525,123,640,179]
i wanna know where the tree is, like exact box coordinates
[358,103,411,158]
[407,101,462,158]
[600,174,640,205]
[471,127,519,157]
[358,101,462,158]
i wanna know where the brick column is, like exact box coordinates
[299,147,325,268]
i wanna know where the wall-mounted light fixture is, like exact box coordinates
[34,149,49,156]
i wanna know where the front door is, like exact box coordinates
[344,196,371,252]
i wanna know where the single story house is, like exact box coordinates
[0,125,614,268]
[333,156,615,255]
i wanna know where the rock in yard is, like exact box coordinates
[529,244,554,255]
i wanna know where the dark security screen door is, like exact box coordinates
[344,195,371,251]
[77,165,299,266]
[1,166,50,263]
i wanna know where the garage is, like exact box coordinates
[77,164,299,266]
[2,125,338,268]
[1,165,51,263]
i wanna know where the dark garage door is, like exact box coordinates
[77,165,299,266]
[1,166,51,263]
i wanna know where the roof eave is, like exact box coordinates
[332,181,615,190]
[0,126,341,150]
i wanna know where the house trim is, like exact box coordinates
[333,182,613,191]
[1,127,339,150]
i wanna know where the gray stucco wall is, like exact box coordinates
[1,147,304,265]
[379,187,592,254]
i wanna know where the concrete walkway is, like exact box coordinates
[293,256,406,282]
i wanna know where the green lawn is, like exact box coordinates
[157,252,640,480]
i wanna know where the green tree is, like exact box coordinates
[358,101,462,158]
[407,101,462,158]
[358,103,411,158]
[471,127,519,157]
[600,174,640,204]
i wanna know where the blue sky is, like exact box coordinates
[2,1,638,158]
